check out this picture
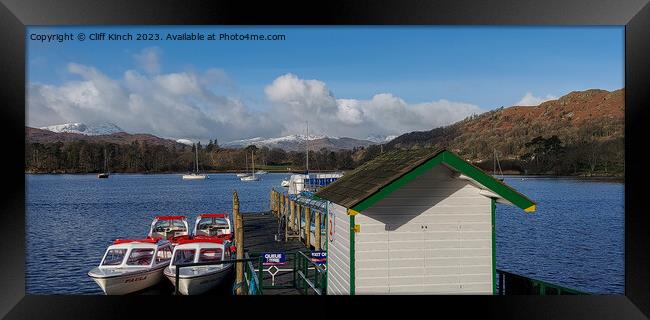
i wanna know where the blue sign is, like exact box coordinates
[262,252,286,266]
[310,251,327,265]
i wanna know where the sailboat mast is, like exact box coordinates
[195,144,199,173]
[493,149,496,176]
[306,121,309,173]
[251,150,255,176]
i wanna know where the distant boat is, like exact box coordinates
[235,153,251,178]
[255,170,268,175]
[240,150,259,182]
[183,143,207,180]
[98,148,110,179]
[281,178,290,187]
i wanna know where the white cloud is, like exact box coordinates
[28,61,484,143]
[516,92,557,106]
[264,73,483,138]
[28,63,281,142]
[133,47,161,74]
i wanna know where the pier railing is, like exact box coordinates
[496,269,586,295]
[295,251,327,295]
[245,251,327,295]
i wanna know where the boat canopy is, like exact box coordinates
[199,213,227,218]
[155,215,187,220]
[113,237,160,244]
[292,192,328,212]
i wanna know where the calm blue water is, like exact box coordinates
[26,174,624,294]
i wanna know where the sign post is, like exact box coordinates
[261,252,287,286]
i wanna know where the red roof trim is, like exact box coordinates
[113,237,160,244]
[199,213,227,218]
[155,215,187,220]
[177,236,226,244]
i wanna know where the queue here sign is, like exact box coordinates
[262,252,286,266]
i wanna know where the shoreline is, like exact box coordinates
[24,171,624,180]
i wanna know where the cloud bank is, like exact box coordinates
[28,51,485,142]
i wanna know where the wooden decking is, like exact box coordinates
[241,212,307,295]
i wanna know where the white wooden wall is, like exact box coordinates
[354,165,493,294]
[326,202,352,295]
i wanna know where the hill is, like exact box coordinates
[387,89,624,176]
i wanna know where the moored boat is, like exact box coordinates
[182,143,208,180]
[240,150,260,181]
[148,216,190,245]
[163,238,234,295]
[193,213,232,239]
[88,238,173,295]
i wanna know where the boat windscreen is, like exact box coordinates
[196,218,230,236]
[126,249,155,266]
[101,249,127,266]
[152,219,188,239]
[155,246,172,264]
[198,248,223,263]
[172,249,196,265]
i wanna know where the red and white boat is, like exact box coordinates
[88,238,173,295]
[148,215,190,245]
[192,213,232,239]
[163,237,234,295]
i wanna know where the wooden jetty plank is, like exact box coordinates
[242,212,307,295]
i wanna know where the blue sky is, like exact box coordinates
[27,26,624,142]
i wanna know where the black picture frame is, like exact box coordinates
[1,0,649,319]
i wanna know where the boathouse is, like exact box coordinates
[315,148,536,295]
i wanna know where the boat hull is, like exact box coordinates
[182,174,207,180]
[88,266,165,295]
[164,265,233,295]
[98,173,109,178]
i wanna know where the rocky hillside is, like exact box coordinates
[387,89,624,175]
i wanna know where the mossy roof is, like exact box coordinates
[315,148,536,213]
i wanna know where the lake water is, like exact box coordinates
[25,173,624,294]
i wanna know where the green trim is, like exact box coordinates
[351,150,536,213]
[349,214,355,295]
[491,198,497,295]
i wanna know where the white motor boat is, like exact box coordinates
[164,238,234,295]
[281,178,290,187]
[235,173,249,178]
[88,238,173,295]
[287,172,344,195]
[255,170,268,175]
[148,216,190,245]
[193,213,232,240]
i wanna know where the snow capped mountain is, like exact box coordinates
[176,139,195,146]
[223,134,377,151]
[365,135,398,143]
[40,122,124,136]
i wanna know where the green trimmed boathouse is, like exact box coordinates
[315,148,536,295]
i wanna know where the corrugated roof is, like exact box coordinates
[315,148,536,212]
[315,148,444,209]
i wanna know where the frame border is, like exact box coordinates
[1,0,649,318]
